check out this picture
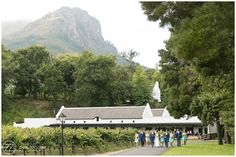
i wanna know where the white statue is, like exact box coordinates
[152,81,161,102]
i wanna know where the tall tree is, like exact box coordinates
[110,65,131,105]
[2,45,15,95]
[13,46,51,98]
[131,67,152,106]
[55,55,79,104]
[74,51,116,106]
[141,2,234,144]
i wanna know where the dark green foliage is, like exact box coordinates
[2,45,15,95]
[74,51,116,106]
[131,67,153,105]
[13,46,51,98]
[141,2,204,30]
[110,65,131,105]
[55,55,78,103]
[141,2,234,144]
[37,63,66,100]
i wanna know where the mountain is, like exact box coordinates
[2,7,118,55]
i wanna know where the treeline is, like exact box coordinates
[141,2,234,144]
[2,45,159,108]
[2,125,136,155]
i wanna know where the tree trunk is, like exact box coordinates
[216,120,223,145]
[23,149,27,156]
[224,129,231,144]
[44,92,47,100]
[43,148,45,155]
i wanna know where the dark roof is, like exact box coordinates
[61,106,146,120]
[151,109,164,117]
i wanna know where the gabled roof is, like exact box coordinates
[151,109,164,117]
[59,106,146,120]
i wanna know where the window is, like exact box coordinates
[110,120,112,123]
[73,121,75,123]
[121,120,123,123]
[96,117,99,122]
[133,120,135,123]
[84,121,86,123]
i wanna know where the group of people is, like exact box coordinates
[134,129,187,148]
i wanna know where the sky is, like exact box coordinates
[1,0,170,68]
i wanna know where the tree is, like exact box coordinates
[13,46,51,98]
[109,65,131,105]
[131,67,152,106]
[158,48,201,117]
[74,51,116,106]
[2,45,15,95]
[55,55,79,104]
[37,62,65,101]
[141,2,234,144]
[120,49,139,74]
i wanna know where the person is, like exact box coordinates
[149,131,155,147]
[159,130,164,147]
[139,131,146,147]
[175,129,182,147]
[134,132,139,147]
[169,131,174,147]
[154,130,160,147]
[182,130,187,146]
[164,130,170,148]
[145,130,150,146]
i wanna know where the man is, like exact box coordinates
[164,130,170,148]
[175,129,182,147]
[149,131,155,147]
[139,131,146,147]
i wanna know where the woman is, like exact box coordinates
[145,130,150,146]
[134,132,139,147]
[182,130,187,146]
[159,130,164,147]
[154,130,160,147]
[169,131,174,147]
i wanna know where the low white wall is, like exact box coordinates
[14,118,57,128]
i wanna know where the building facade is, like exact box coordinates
[14,104,205,135]
[13,81,216,137]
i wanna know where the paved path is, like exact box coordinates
[109,146,168,155]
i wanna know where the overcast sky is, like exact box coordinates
[1,0,170,68]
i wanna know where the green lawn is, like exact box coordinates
[162,140,234,156]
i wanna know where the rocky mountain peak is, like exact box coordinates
[2,7,118,55]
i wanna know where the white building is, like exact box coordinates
[14,103,204,135]
[13,81,216,137]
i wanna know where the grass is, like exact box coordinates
[2,98,55,125]
[162,140,234,156]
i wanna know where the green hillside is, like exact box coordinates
[2,98,56,125]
